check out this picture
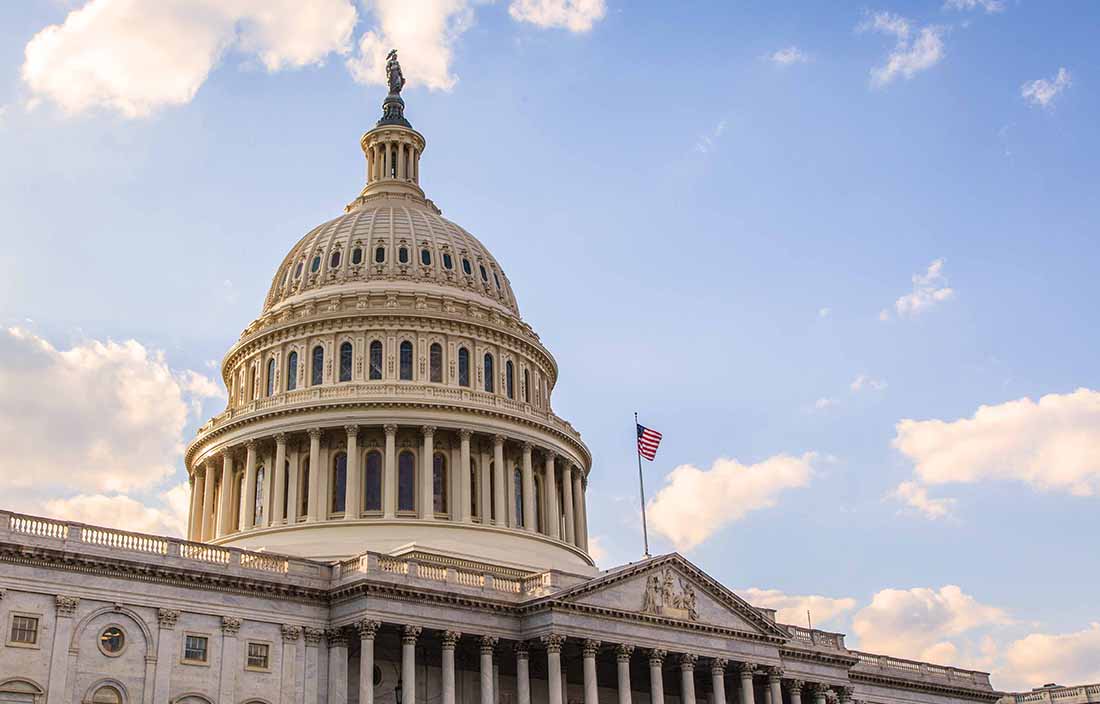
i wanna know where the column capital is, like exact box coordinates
[582,639,601,658]
[282,625,302,642]
[384,424,399,436]
[245,439,258,450]
[274,432,287,445]
[784,680,804,695]
[403,624,422,643]
[459,429,473,441]
[308,427,323,440]
[157,609,180,630]
[648,649,666,665]
[442,631,462,648]
[541,633,565,653]
[326,628,350,648]
[514,641,530,657]
[807,683,830,696]
[767,667,784,683]
[345,424,360,437]
[357,619,381,639]
[736,662,757,675]
[835,686,853,703]
[679,653,698,670]
[53,595,79,618]
[616,643,635,662]
[522,442,533,454]
[710,658,728,674]
[544,449,558,462]
[221,616,242,635]
[480,635,499,653]
[421,425,436,438]
[493,434,505,447]
[304,627,325,645]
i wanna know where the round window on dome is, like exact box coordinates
[420,248,431,266]
[462,258,472,276]
[443,253,453,270]
[330,251,341,268]
[99,626,125,656]
[352,248,363,265]
[398,247,409,264]
[311,255,321,273]
[375,246,385,264]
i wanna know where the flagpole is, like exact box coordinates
[635,411,651,558]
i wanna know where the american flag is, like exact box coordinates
[636,424,662,461]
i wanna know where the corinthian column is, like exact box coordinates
[189,470,204,541]
[358,620,380,704]
[516,642,531,704]
[243,440,258,527]
[582,640,600,704]
[45,596,79,704]
[345,425,361,519]
[328,628,350,704]
[460,430,473,522]
[680,654,698,704]
[402,626,421,704]
[272,433,287,525]
[649,650,666,704]
[616,644,635,704]
[785,681,804,704]
[738,663,756,704]
[493,435,507,524]
[307,428,322,521]
[542,634,565,704]
[201,460,216,540]
[561,463,575,544]
[384,424,397,517]
[521,443,535,531]
[442,631,461,704]
[480,636,498,704]
[711,659,728,704]
[767,669,783,704]
[421,426,436,519]
[216,451,234,537]
[544,451,560,539]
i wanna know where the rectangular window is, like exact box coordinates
[9,615,38,645]
[246,642,270,670]
[183,634,209,663]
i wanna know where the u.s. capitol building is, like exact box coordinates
[0,55,1013,704]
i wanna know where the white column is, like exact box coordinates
[680,654,698,704]
[287,449,301,524]
[522,443,535,531]
[216,451,234,537]
[398,141,406,180]
[480,636,498,704]
[573,470,588,550]
[811,685,828,704]
[218,617,241,704]
[358,621,380,704]
[346,425,361,519]
[649,650,666,704]
[304,628,324,704]
[244,440,258,527]
[421,425,436,519]
[151,609,179,703]
[480,447,491,521]
[189,472,204,541]
[384,424,397,517]
[616,644,634,704]
[460,430,473,522]
[543,634,565,704]
[201,461,216,540]
[282,626,301,704]
[272,433,287,524]
[561,463,575,544]
[582,640,600,704]
[516,642,532,704]
[768,670,783,704]
[493,435,506,524]
[711,660,728,704]
[544,452,560,539]
[308,428,322,521]
[787,681,803,704]
[329,629,349,704]
[738,663,756,704]
[44,596,79,704]
[402,626,421,704]
[442,631,461,704]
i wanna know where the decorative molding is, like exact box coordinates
[403,625,422,643]
[480,635,498,653]
[513,641,529,657]
[648,648,666,665]
[55,595,79,617]
[616,643,634,661]
[282,625,302,642]
[157,609,180,630]
[679,653,698,670]
[710,658,728,674]
[221,616,242,635]
[641,566,698,621]
[441,630,462,648]
[736,662,757,675]
[785,681,805,695]
[327,628,350,648]
[304,627,325,645]
[767,667,784,682]
[357,620,381,639]
[541,633,565,653]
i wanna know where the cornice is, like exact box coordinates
[777,646,860,668]
[848,670,1001,701]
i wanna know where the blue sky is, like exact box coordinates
[1,0,1098,688]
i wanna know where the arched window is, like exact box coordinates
[330,250,341,268]
[514,467,524,528]
[311,255,321,273]
[432,453,448,514]
[331,453,347,514]
[0,678,44,702]
[266,358,276,397]
[479,264,488,282]
[493,271,502,289]
[364,451,382,511]
[91,685,123,704]
[339,342,353,382]
[523,369,530,403]
[369,341,383,380]
[398,246,409,264]
[351,247,363,265]
[282,459,290,519]
[429,343,443,383]
[420,248,431,266]
[399,341,413,380]
[311,345,324,386]
[484,353,495,393]
[489,461,497,520]
[462,258,472,276]
[247,365,256,401]
[458,347,470,387]
[254,466,265,525]
[443,253,453,269]
[299,459,310,518]
[287,351,298,391]
[295,261,304,278]
[397,451,416,512]
[375,246,386,263]
[505,361,514,399]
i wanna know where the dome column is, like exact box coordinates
[345,426,361,519]
[307,429,322,522]
[383,425,397,517]
[421,426,436,519]
[521,443,535,531]
[286,445,301,524]
[562,463,575,544]
[544,452,560,539]
[573,470,588,550]
[460,430,473,522]
[493,436,506,525]
[243,440,258,528]
[271,433,287,525]
[216,451,234,538]
[202,459,216,540]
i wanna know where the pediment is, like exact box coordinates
[551,554,788,639]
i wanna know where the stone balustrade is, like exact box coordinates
[850,650,993,688]
[1007,685,1100,704]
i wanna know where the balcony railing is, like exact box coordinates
[850,650,992,688]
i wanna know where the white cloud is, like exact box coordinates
[21,0,358,118]
[817,307,832,319]
[0,327,220,494]
[891,480,956,519]
[814,397,838,410]
[852,585,1012,665]
[647,453,815,551]
[944,0,1005,12]
[509,0,606,33]
[851,374,887,392]
[859,11,945,87]
[695,119,728,154]
[1000,623,1100,689]
[894,388,1100,498]
[586,535,608,565]
[41,482,190,537]
[1022,68,1072,109]
[770,46,810,66]
[742,588,858,628]
[882,258,954,319]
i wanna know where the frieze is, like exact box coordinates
[641,566,699,621]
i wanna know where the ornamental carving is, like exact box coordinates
[157,609,181,629]
[541,633,565,653]
[55,595,80,617]
[282,625,302,642]
[641,567,699,621]
[357,620,381,639]
[480,635,499,652]
[221,616,242,635]
[304,627,325,645]
[582,639,601,657]
[326,628,349,648]
[441,630,461,647]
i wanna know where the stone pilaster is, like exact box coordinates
[304,627,325,704]
[516,641,532,704]
[282,626,302,704]
[359,621,381,704]
[45,596,79,704]
[219,617,242,704]
[328,628,350,704]
[402,626,422,704]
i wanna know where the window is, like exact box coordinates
[397,451,416,512]
[247,366,256,401]
[479,264,488,282]
[369,341,383,380]
[183,634,209,663]
[375,246,386,264]
[9,615,38,645]
[339,342,353,382]
[294,261,303,278]
[287,351,298,391]
[266,358,276,397]
[505,361,514,399]
[330,250,341,268]
[331,453,347,514]
[364,451,382,511]
[99,626,125,655]
[493,271,501,289]
[514,467,524,527]
[420,248,431,266]
[489,461,497,520]
[433,453,448,514]
[352,247,363,265]
[429,343,442,383]
[310,255,321,273]
[91,686,122,704]
[523,369,530,403]
[247,641,271,670]
[484,353,495,393]
[399,341,413,381]
[282,460,290,519]
[254,466,265,524]
[0,678,44,701]
[462,258,472,276]
[311,345,324,386]
[457,347,470,387]
[443,253,453,270]
[398,246,409,264]
[299,459,310,518]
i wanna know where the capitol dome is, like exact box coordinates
[183,67,594,574]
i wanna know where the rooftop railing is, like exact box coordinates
[850,650,993,689]
[1010,685,1100,704]
[332,552,551,597]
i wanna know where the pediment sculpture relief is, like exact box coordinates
[641,566,698,621]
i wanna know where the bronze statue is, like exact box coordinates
[386,49,406,96]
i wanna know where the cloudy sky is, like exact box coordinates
[1,0,1098,690]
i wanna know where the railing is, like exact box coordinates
[180,543,232,565]
[331,552,547,596]
[850,651,988,687]
[786,625,843,650]
[9,514,67,539]
[1012,685,1100,704]
[379,557,409,575]
[455,570,484,587]
[240,552,290,574]
[82,526,168,555]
